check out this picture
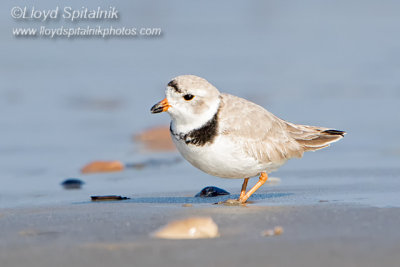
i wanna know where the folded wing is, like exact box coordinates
[218,94,345,164]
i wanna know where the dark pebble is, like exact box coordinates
[195,186,230,197]
[91,195,130,201]
[61,178,84,190]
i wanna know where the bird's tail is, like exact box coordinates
[285,122,346,152]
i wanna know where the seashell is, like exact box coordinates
[153,217,219,239]
[273,226,284,235]
[81,161,124,174]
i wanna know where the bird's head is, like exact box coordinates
[151,75,221,132]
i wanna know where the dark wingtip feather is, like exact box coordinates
[322,129,346,137]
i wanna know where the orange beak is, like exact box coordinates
[150,98,170,114]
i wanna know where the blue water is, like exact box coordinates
[1,0,399,209]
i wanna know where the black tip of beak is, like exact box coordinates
[150,103,163,114]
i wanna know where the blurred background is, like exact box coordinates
[1,0,399,208]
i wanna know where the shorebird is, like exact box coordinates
[151,75,345,203]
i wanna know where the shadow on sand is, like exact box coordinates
[83,192,292,205]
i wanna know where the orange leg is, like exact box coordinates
[238,172,268,203]
[239,178,249,200]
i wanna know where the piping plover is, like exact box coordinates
[151,75,345,203]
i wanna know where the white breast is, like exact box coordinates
[172,133,282,179]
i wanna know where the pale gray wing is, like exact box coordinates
[218,93,345,164]
[217,94,304,164]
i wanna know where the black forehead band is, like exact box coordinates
[168,80,182,93]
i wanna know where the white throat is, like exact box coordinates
[170,98,220,134]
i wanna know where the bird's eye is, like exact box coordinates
[183,94,194,101]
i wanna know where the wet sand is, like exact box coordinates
[1,201,400,267]
[2,0,400,266]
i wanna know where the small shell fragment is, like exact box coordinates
[81,161,124,174]
[262,226,284,237]
[273,226,284,235]
[265,177,281,185]
[261,230,274,236]
[153,217,219,239]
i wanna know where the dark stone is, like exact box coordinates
[61,178,84,190]
[195,186,230,198]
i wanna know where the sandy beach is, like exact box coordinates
[2,0,400,266]
[2,168,400,266]
[1,201,400,267]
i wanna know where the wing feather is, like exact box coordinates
[217,94,345,163]
[218,94,303,164]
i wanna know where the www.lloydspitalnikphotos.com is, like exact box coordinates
[11,6,119,22]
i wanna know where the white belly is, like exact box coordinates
[172,134,282,178]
